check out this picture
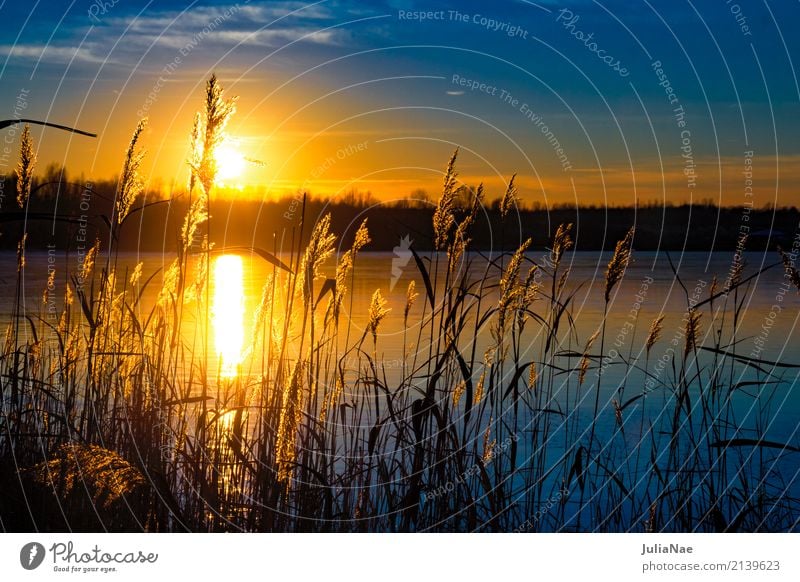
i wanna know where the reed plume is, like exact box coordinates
[645,315,665,354]
[499,173,517,219]
[473,350,493,405]
[367,288,390,343]
[551,223,573,269]
[16,233,27,271]
[605,228,634,302]
[527,362,538,394]
[500,238,532,297]
[320,373,344,422]
[482,418,495,464]
[684,309,701,356]
[79,240,100,284]
[496,238,532,338]
[578,328,600,386]
[516,265,539,331]
[449,184,482,268]
[181,194,209,249]
[43,268,56,306]
[473,370,486,406]
[15,124,35,208]
[433,148,459,250]
[404,280,418,325]
[187,112,202,193]
[129,262,143,287]
[301,214,336,301]
[276,360,304,483]
[157,259,181,305]
[193,74,237,194]
[452,380,465,407]
[252,274,275,339]
[115,119,147,225]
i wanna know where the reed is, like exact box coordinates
[0,75,797,533]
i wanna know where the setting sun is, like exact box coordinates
[215,140,245,183]
[212,254,245,378]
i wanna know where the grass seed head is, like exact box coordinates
[645,315,665,354]
[116,119,147,225]
[500,173,518,219]
[433,148,459,250]
[605,227,634,303]
[367,288,390,342]
[15,124,36,209]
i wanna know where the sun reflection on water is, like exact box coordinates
[212,254,244,377]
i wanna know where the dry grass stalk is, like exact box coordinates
[433,148,459,250]
[500,238,532,298]
[551,223,573,268]
[252,274,275,339]
[482,418,495,464]
[193,74,237,194]
[605,227,634,303]
[320,373,344,421]
[684,309,701,356]
[645,315,665,354]
[115,119,147,225]
[43,268,56,306]
[16,233,28,271]
[578,328,600,386]
[301,214,336,301]
[80,240,100,283]
[404,280,418,324]
[452,380,466,407]
[367,289,390,343]
[473,350,493,405]
[449,184,482,268]
[181,193,209,248]
[187,112,202,193]
[499,173,518,219]
[276,361,304,483]
[15,124,35,209]
[528,361,538,390]
[613,399,623,428]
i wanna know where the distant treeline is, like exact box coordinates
[1,169,797,253]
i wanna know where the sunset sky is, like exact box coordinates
[1,0,799,206]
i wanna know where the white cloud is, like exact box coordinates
[1,2,346,67]
[0,44,104,63]
[107,2,343,49]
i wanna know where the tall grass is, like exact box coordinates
[1,77,798,533]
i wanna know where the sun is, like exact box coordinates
[215,140,245,183]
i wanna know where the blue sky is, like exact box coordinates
[1,0,798,205]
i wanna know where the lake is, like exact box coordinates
[2,247,799,529]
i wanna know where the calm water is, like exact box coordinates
[2,250,799,433]
[3,249,799,521]
[4,249,798,361]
